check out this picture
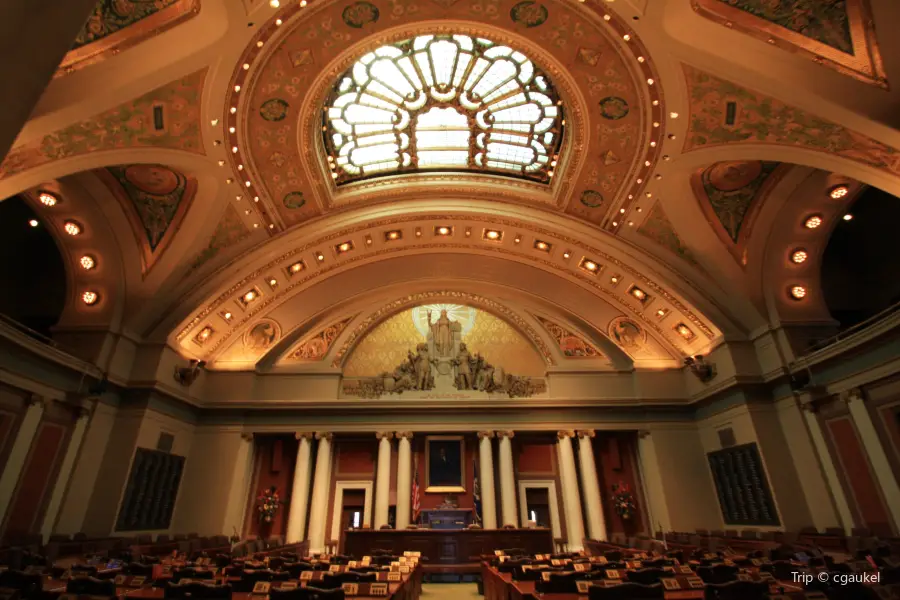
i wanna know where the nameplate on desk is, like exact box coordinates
[342,583,359,595]
[686,576,704,589]
[758,571,775,581]
[573,563,589,572]
[590,557,608,565]
[253,582,271,594]
[737,573,752,581]
[605,570,621,580]
[131,576,146,586]
[398,557,407,564]
[678,566,693,574]
[349,561,359,568]
[281,582,298,590]
[498,556,508,563]
[370,583,389,596]
[494,551,504,556]
[391,562,400,567]
[399,566,410,573]
[114,575,127,585]
[403,552,420,558]
[662,578,681,591]
[387,572,401,582]
[301,571,314,580]
[575,581,593,594]
[330,565,343,572]
[551,559,562,566]
[751,559,762,566]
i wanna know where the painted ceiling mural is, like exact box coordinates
[533,315,606,359]
[682,65,900,176]
[284,316,356,362]
[0,69,207,180]
[233,0,654,230]
[342,306,546,377]
[637,202,699,267]
[694,161,781,246]
[187,204,251,272]
[691,0,886,87]
[98,164,197,274]
[60,1,201,76]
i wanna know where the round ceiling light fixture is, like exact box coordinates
[80,255,96,270]
[64,220,82,236]
[82,290,99,305]
[789,286,807,300]
[803,215,823,229]
[829,185,849,200]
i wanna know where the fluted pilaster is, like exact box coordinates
[557,430,585,551]
[307,432,333,553]
[286,433,315,543]
[477,431,498,529]
[497,431,518,528]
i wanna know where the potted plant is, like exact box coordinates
[611,482,636,521]
[257,486,281,524]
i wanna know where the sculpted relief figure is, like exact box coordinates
[453,343,473,389]
[428,309,454,357]
[410,343,434,390]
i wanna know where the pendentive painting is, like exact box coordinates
[425,435,465,493]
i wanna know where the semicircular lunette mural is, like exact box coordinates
[691,160,785,264]
[59,0,201,77]
[282,316,356,362]
[96,164,197,275]
[532,314,608,360]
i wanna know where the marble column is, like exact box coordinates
[306,432,333,554]
[285,432,314,544]
[557,431,586,551]
[636,431,670,534]
[0,395,46,521]
[801,404,855,535]
[40,404,91,542]
[478,431,498,529]
[842,389,900,531]
[576,430,607,541]
[374,432,394,529]
[0,0,101,163]
[222,433,255,537]
[395,432,413,529]
[497,430,518,528]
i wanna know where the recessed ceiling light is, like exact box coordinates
[82,291,99,305]
[656,308,668,317]
[842,214,853,221]
[629,286,648,302]
[196,326,213,342]
[269,0,280,7]
[610,276,619,284]
[791,249,808,264]
[436,226,451,236]
[316,252,325,261]
[80,255,96,270]
[580,258,599,273]
[336,241,353,253]
[790,286,807,300]
[289,261,305,273]
[38,192,58,207]
[483,229,502,241]
[385,230,402,241]
[534,240,551,252]
[562,251,570,259]
[223,312,233,321]
[829,185,849,199]
[804,215,823,229]
[243,290,257,302]
[64,221,82,236]
[268,278,278,287]
[28,219,39,227]
[675,323,694,339]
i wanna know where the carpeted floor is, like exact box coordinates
[421,583,481,600]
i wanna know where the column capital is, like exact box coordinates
[496,430,515,439]
[315,431,333,441]
[241,432,255,442]
[477,431,495,440]
[396,431,414,440]
[376,431,395,440]
[557,430,576,440]
[839,387,863,404]
[24,394,46,409]
[794,384,829,413]
[576,430,595,439]
[295,432,315,441]
[637,430,651,439]
[74,405,92,420]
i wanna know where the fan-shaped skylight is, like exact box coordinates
[323,34,564,185]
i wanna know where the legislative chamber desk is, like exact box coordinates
[343,528,553,573]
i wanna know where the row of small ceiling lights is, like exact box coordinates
[220,1,666,232]
[28,192,101,306]
[194,221,696,345]
[786,184,852,301]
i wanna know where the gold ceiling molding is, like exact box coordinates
[285,315,356,362]
[330,292,556,368]
[58,0,201,78]
[222,0,666,233]
[690,0,887,89]
[173,214,716,355]
[531,314,606,360]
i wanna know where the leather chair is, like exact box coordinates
[535,572,598,594]
[588,582,664,599]
[271,587,346,600]
[172,567,214,582]
[70,565,98,576]
[626,568,666,585]
[124,563,154,576]
[696,564,738,584]
[233,569,276,592]
[702,580,768,600]
[66,577,116,596]
[164,582,233,599]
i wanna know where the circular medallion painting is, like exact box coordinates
[124,165,180,195]
[411,304,477,339]
[599,97,629,120]
[244,320,280,351]
[510,1,548,27]
[260,99,289,122]
[580,190,603,208]
[283,192,305,209]
[607,317,646,352]
[342,2,379,28]
[706,161,763,192]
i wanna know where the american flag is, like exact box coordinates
[473,458,482,525]
[412,452,421,524]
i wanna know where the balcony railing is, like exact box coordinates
[799,299,900,363]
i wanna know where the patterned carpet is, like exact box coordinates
[421,583,481,600]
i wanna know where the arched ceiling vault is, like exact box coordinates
[1,0,899,368]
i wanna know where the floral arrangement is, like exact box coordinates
[611,482,636,520]
[257,486,281,523]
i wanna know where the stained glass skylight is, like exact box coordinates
[323,34,564,185]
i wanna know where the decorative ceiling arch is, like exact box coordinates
[223,0,667,233]
[59,0,202,78]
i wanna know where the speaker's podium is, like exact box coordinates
[420,508,473,529]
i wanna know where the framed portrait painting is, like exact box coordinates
[425,435,465,493]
